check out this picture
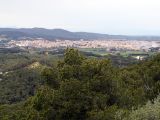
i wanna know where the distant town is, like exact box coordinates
[5,39,160,52]
[1,28,160,61]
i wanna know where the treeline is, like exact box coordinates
[0,52,59,72]
[0,49,160,120]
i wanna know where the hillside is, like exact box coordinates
[0,28,160,40]
[0,49,160,119]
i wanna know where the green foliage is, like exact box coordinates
[87,105,118,120]
[0,102,25,120]
[41,67,59,89]
[1,49,160,120]
[126,95,160,120]
[117,69,146,108]
[0,52,60,104]
[64,48,84,65]
[0,68,42,104]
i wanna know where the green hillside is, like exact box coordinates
[0,49,160,120]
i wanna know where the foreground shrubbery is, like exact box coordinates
[126,96,160,120]
[0,48,160,120]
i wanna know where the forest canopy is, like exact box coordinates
[0,48,160,120]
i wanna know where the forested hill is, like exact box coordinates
[0,49,160,120]
[0,28,160,40]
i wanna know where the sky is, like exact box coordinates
[0,0,160,35]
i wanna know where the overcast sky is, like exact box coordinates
[0,0,160,35]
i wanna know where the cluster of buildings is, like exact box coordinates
[7,39,160,51]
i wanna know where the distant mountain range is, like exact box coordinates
[0,28,160,40]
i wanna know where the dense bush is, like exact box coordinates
[0,48,160,120]
[126,95,160,120]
